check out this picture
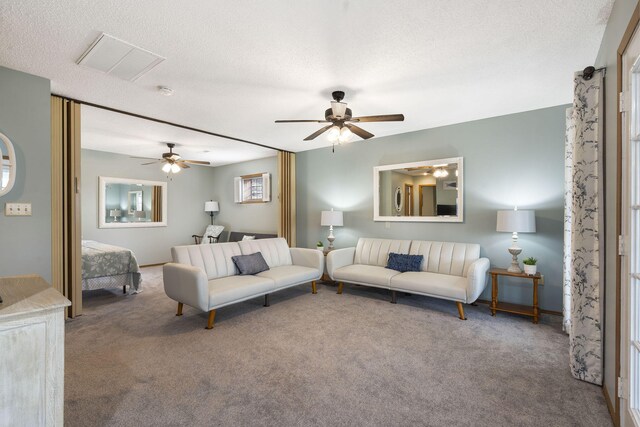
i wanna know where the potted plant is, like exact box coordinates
[316,240,324,251]
[523,257,537,275]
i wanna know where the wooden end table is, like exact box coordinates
[489,268,541,324]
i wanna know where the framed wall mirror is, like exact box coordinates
[0,131,16,197]
[98,177,167,228]
[373,157,463,223]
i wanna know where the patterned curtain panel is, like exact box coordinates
[563,70,604,385]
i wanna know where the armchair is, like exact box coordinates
[192,225,225,244]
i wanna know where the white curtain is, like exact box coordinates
[563,69,604,385]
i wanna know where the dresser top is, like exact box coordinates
[0,275,70,320]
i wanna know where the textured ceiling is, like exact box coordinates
[0,0,613,157]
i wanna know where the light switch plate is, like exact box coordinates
[5,203,32,216]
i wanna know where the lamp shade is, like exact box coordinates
[496,210,536,233]
[109,209,121,217]
[321,210,343,227]
[205,201,219,213]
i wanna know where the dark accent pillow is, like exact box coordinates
[386,252,423,273]
[232,252,270,275]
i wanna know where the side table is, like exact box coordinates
[489,268,541,323]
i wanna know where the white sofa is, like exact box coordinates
[326,238,490,319]
[163,238,323,329]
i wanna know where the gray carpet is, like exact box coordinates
[65,266,612,426]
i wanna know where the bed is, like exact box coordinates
[81,240,142,294]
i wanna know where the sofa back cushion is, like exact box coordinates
[238,237,292,268]
[354,238,412,267]
[171,242,242,280]
[409,241,480,277]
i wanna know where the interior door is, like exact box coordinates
[404,184,413,216]
[621,24,640,427]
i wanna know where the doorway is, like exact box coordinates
[404,184,414,216]
[419,184,436,216]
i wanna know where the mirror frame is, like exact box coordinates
[373,157,463,223]
[0,131,17,197]
[98,176,168,228]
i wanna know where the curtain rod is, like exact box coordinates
[51,94,291,154]
[582,66,606,80]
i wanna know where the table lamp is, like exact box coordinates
[321,208,343,251]
[109,209,121,222]
[205,200,219,225]
[496,207,536,273]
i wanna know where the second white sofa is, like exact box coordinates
[163,238,323,329]
[327,238,490,319]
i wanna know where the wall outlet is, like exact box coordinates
[385,221,390,229]
[5,203,32,216]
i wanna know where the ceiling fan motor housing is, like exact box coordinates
[325,107,352,121]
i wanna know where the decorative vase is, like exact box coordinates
[317,246,324,252]
[523,264,537,275]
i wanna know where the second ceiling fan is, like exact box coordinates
[275,91,404,142]
[137,142,210,174]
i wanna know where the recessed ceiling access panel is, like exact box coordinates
[76,33,165,81]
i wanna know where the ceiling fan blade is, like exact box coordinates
[349,114,405,123]
[275,119,331,123]
[131,156,161,160]
[177,162,191,169]
[182,160,211,165]
[345,124,374,140]
[141,160,164,165]
[303,124,334,141]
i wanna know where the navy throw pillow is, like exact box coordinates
[386,252,423,273]
[232,252,270,275]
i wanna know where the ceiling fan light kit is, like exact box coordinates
[275,90,405,146]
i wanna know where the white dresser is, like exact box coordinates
[0,275,70,426]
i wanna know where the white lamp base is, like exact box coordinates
[327,226,335,250]
[507,247,522,273]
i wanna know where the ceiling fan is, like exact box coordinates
[275,91,404,142]
[136,143,210,173]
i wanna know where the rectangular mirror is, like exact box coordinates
[373,157,463,223]
[98,176,167,228]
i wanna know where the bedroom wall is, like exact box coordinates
[594,0,638,414]
[207,155,279,241]
[0,66,51,281]
[296,105,568,312]
[81,149,217,265]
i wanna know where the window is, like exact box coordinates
[234,173,270,203]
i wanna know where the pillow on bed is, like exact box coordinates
[242,235,256,241]
[232,252,269,275]
[386,252,423,273]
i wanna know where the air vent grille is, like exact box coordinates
[77,33,165,81]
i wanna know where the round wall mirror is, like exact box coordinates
[0,132,16,197]
[394,186,402,213]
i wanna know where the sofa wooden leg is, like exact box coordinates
[176,302,183,316]
[456,302,467,320]
[311,281,317,294]
[264,294,270,307]
[390,290,397,304]
[206,310,216,329]
[337,282,343,294]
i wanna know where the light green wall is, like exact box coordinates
[208,155,279,241]
[0,66,51,281]
[297,105,568,312]
[81,149,218,265]
[595,0,638,410]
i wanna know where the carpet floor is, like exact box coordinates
[64,266,612,426]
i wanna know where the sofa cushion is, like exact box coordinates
[208,275,275,309]
[386,253,423,272]
[238,238,293,268]
[257,265,319,289]
[232,252,270,275]
[333,264,401,288]
[409,241,480,277]
[354,238,412,267]
[172,242,242,280]
[390,271,467,302]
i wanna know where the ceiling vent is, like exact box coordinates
[76,33,165,81]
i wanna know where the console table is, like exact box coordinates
[489,268,541,324]
[0,275,71,426]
